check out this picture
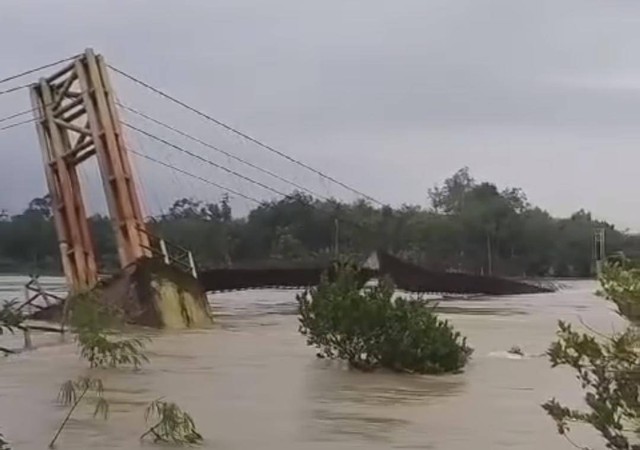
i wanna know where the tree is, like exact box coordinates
[166,198,204,220]
[427,170,534,274]
[24,195,52,220]
[428,167,475,213]
[4,170,640,277]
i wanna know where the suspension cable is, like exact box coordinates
[108,64,384,206]
[117,102,328,200]
[131,147,368,233]
[0,117,37,132]
[0,55,78,86]
[0,107,37,124]
[123,130,370,233]
[0,83,31,97]
[122,122,290,198]
[129,148,262,204]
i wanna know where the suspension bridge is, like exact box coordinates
[0,49,550,327]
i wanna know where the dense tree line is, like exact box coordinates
[1,168,638,277]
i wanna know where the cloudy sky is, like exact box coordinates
[1,1,640,228]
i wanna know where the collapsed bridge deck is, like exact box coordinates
[199,252,552,295]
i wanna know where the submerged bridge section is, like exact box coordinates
[199,251,552,296]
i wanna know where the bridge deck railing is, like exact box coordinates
[137,226,197,278]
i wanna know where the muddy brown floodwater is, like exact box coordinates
[0,277,624,449]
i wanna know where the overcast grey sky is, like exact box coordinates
[1,1,640,228]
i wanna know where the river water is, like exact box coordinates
[0,276,624,449]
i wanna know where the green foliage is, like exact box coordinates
[77,332,148,369]
[68,293,149,369]
[543,320,640,449]
[544,265,640,448]
[0,301,24,354]
[141,399,203,445]
[67,291,123,330]
[0,300,24,334]
[599,262,640,320]
[2,169,638,276]
[298,261,472,374]
[46,297,203,447]
[57,377,109,419]
[0,195,59,273]
[50,377,109,448]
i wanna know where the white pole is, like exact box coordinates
[159,239,170,265]
[188,251,197,279]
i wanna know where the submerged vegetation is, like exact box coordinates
[68,293,148,369]
[298,261,472,374]
[507,345,524,356]
[0,301,23,333]
[2,168,639,277]
[0,300,24,355]
[141,399,203,445]
[0,301,23,447]
[77,331,148,369]
[62,292,201,446]
[0,291,203,448]
[49,377,109,449]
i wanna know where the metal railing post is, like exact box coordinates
[159,239,170,265]
[188,251,197,278]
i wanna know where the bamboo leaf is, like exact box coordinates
[141,399,203,445]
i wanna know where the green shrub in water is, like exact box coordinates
[49,377,109,448]
[0,300,23,334]
[67,292,148,369]
[297,261,472,374]
[141,399,203,445]
[0,300,24,355]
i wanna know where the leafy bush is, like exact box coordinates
[76,331,148,369]
[65,289,138,332]
[67,292,148,369]
[544,263,640,449]
[0,300,24,334]
[0,300,26,355]
[599,262,640,320]
[297,261,472,374]
[543,321,640,449]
